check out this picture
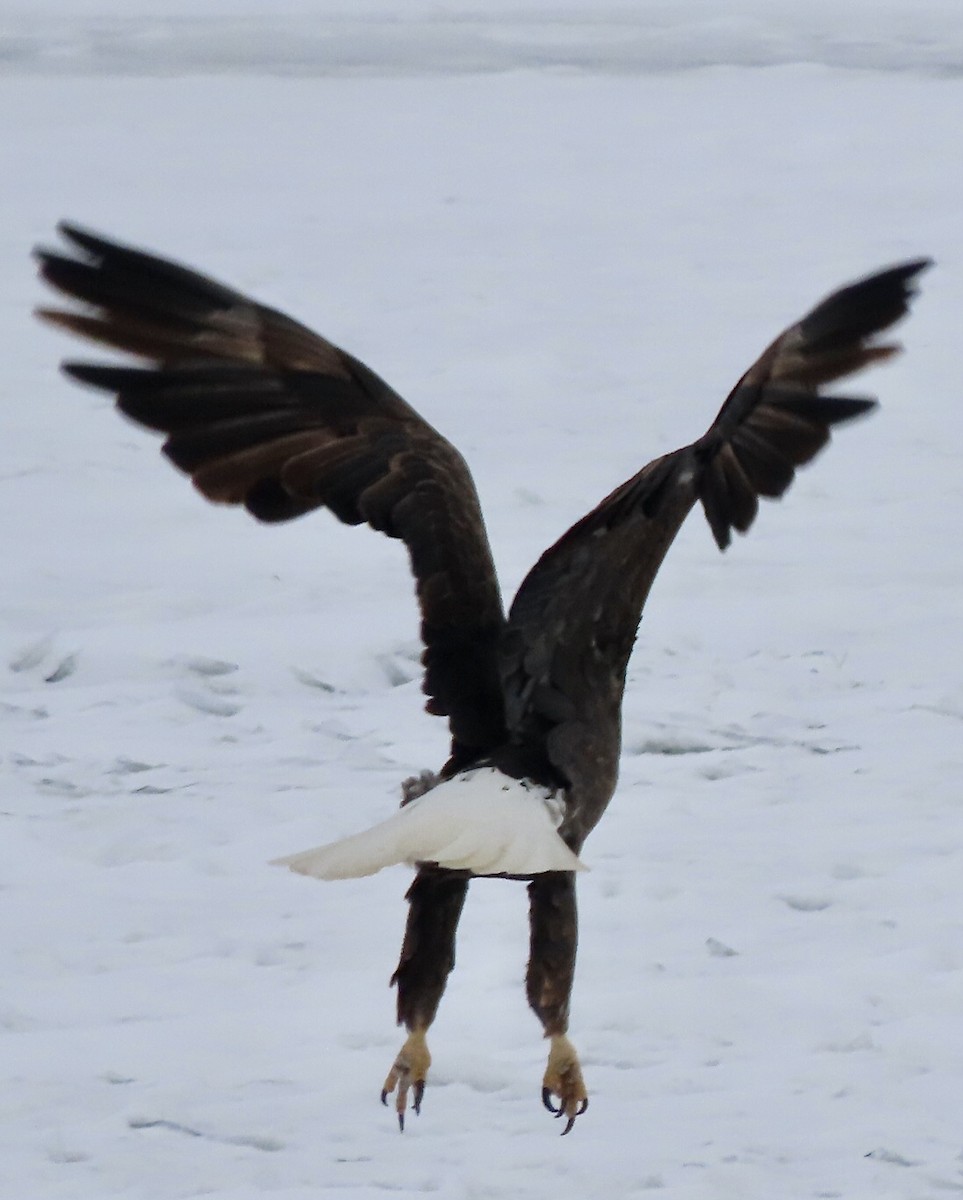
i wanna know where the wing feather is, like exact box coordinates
[500,259,929,829]
[35,223,507,763]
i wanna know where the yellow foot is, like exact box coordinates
[381,1029,431,1131]
[541,1033,588,1135]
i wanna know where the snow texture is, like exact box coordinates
[4,2,963,78]
[274,767,584,878]
[2,3,962,1198]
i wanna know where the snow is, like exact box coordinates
[2,3,962,1197]
[4,2,963,77]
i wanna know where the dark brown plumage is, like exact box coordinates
[36,223,928,1133]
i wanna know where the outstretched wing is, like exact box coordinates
[695,260,931,549]
[35,223,507,764]
[500,260,929,837]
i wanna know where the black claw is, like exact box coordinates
[398,1111,405,1132]
[561,1114,576,1136]
[542,1087,561,1114]
[380,1089,389,1106]
[576,1098,589,1116]
[413,1081,425,1115]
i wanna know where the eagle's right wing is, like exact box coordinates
[35,223,507,765]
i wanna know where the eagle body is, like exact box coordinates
[35,224,928,1133]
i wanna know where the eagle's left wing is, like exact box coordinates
[35,223,508,766]
[500,260,930,838]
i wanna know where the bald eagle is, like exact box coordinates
[35,224,927,1133]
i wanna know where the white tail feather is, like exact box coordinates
[272,767,586,880]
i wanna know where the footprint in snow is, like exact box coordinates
[377,647,421,688]
[8,636,52,673]
[8,636,78,683]
[107,757,156,776]
[176,689,242,718]
[44,654,78,683]
[128,1117,283,1152]
[292,666,337,693]
[36,777,91,798]
[173,656,242,716]
[629,735,718,756]
[0,701,48,720]
[780,894,833,912]
[179,655,239,678]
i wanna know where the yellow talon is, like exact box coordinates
[541,1034,588,1135]
[381,1029,431,1131]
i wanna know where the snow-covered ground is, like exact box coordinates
[2,5,962,1197]
[4,1,963,77]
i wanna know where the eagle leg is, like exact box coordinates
[386,865,470,1129]
[526,872,588,1134]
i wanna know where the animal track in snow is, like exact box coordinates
[178,656,239,678]
[171,656,243,716]
[128,1117,283,1152]
[107,757,157,776]
[779,894,833,912]
[292,666,337,693]
[0,701,48,720]
[8,636,78,683]
[8,636,52,673]
[176,689,242,718]
[35,776,91,798]
[44,654,77,683]
[629,735,718,756]
[377,648,421,688]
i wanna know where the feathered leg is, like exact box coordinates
[527,872,587,1134]
[383,865,469,1128]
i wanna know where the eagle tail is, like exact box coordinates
[272,767,585,880]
